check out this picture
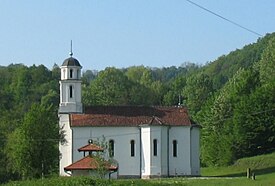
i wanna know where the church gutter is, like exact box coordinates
[167,126,171,177]
[71,127,74,169]
[190,126,192,175]
[139,127,142,178]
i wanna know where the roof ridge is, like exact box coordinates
[149,116,163,125]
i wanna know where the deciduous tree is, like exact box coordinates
[6,103,59,179]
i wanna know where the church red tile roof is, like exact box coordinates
[78,143,104,152]
[64,156,117,171]
[70,106,193,127]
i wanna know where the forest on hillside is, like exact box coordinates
[0,33,274,182]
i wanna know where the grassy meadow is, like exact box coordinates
[4,152,275,186]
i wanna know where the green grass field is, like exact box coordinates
[5,152,275,186]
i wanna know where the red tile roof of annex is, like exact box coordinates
[70,106,193,127]
[64,156,117,171]
[78,143,104,152]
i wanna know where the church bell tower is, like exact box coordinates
[59,43,83,113]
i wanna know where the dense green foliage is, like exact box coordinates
[197,36,275,166]
[6,103,59,179]
[0,64,60,183]
[0,33,275,183]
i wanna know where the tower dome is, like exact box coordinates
[62,57,81,67]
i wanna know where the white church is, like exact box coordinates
[59,53,201,178]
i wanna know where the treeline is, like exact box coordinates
[0,33,275,182]
[82,63,199,106]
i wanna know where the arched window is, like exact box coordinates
[109,140,114,157]
[130,140,135,157]
[70,69,73,78]
[173,140,177,157]
[153,139,157,156]
[69,85,73,98]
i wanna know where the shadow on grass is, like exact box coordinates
[212,166,275,177]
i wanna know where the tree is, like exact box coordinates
[6,103,59,179]
[0,64,61,182]
[83,67,131,106]
[82,70,97,86]
[183,73,213,116]
[0,112,20,182]
[125,66,149,83]
[198,91,234,166]
[128,82,154,106]
[232,38,275,158]
[197,68,258,166]
[163,76,187,106]
[92,136,117,178]
[233,83,275,158]
[258,37,275,84]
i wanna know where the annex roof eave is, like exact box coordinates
[78,144,104,152]
[64,156,118,171]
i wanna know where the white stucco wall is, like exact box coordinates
[59,114,72,176]
[190,127,200,176]
[72,126,141,177]
[169,126,191,176]
[72,170,115,179]
[59,123,200,178]
[160,127,168,176]
[59,80,82,113]
[150,126,162,177]
[141,126,151,178]
[141,126,168,178]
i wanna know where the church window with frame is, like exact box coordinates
[153,139,158,156]
[69,85,73,98]
[130,140,135,157]
[109,139,114,157]
[173,140,178,157]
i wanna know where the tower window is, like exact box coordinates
[70,69,73,78]
[130,140,135,157]
[77,69,80,79]
[63,69,66,79]
[153,139,157,156]
[109,140,114,157]
[69,85,73,98]
[173,140,177,157]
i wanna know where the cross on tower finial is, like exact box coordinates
[178,94,182,107]
[69,40,73,57]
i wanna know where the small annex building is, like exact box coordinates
[59,54,200,178]
[64,142,118,177]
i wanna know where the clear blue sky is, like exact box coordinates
[1,0,275,71]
